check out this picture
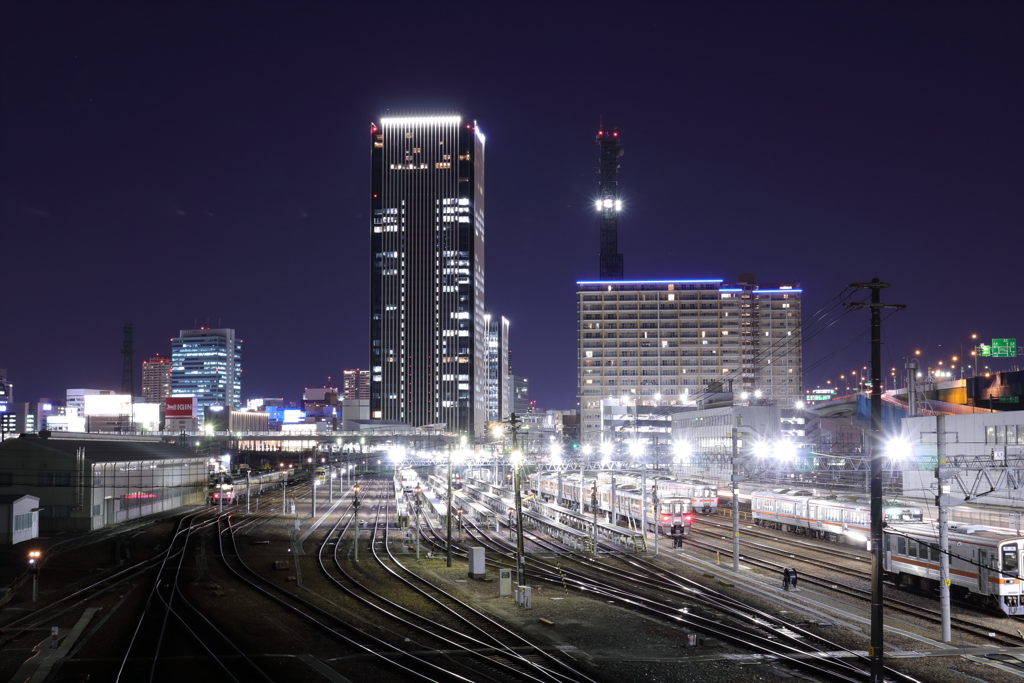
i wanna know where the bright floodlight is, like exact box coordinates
[754,390,763,398]
[582,444,593,456]
[751,441,770,458]
[601,453,612,467]
[674,440,692,462]
[492,425,503,439]
[795,401,805,410]
[740,392,750,400]
[510,450,524,467]
[550,441,563,457]
[600,441,613,457]
[629,441,644,458]
[885,437,914,461]
[774,440,798,461]
[388,445,405,462]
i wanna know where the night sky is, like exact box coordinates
[2,2,1021,411]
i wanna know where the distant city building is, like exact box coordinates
[303,387,339,414]
[509,375,529,416]
[578,275,802,440]
[342,370,370,401]
[0,368,12,410]
[485,315,510,423]
[202,406,270,433]
[142,354,172,404]
[247,398,284,410]
[66,389,115,417]
[370,114,486,435]
[171,328,242,421]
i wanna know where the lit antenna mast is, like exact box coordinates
[596,127,624,279]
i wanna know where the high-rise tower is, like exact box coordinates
[142,354,172,404]
[171,328,241,420]
[369,115,486,435]
[596,129,624,280]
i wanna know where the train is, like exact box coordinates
[750,488,924,545]
[884,522,1022,616]
[209,468,292,505]
[397,468,420,494]
[315,467,327,484]
[530,471,693,535]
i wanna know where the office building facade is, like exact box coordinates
[342,369,370,401]
[578,277,802,439]
[369,115,486,435]
[484,315,509,423]
[171,328,241,419]
[142,354,172,404]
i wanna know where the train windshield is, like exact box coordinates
[1003,545,1019,575]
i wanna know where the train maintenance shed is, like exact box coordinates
[0,432,207,532]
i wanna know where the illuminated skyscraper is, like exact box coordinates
[142,354,172,404]
[171,328,241,419]
[369,115,486,435]
[484,314,509,423]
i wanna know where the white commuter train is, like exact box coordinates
[530,472,693,535]
[751,488,923,545]
[884,522,1022,615]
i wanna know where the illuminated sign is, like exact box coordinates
[165,397,196,417]
[84,394,132,416]
[992,339,1017,358]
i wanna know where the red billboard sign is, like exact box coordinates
[165,397,195,417]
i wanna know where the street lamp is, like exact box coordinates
[960,334,978,378]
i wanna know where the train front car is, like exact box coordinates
[657,499,693,538]
[884,523,1023,615]
[210,479,234,505]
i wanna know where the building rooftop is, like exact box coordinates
[0,435,201,463]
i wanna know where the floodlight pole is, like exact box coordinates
[850,279,905,683]
[934,414,952,642]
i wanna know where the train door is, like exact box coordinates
[978,550,989,593]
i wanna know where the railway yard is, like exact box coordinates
[2,470,1023,683]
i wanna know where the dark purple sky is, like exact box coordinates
[2,1,1021,409]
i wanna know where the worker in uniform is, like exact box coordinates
[671,523,684,548]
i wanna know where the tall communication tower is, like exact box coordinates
[596,128,624,280]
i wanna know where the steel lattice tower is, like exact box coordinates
[596,128,624,279]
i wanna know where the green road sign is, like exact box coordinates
[992,338,1017,358]
[998,396,1020,404]
[979,344,991,357]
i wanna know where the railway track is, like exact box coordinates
[684,520,1024,647]
[417,484,923,683]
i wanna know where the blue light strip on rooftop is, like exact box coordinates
[576,279,724,285]
[754,289,802,294]
[719,288,743,292]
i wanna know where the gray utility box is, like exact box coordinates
[499,570,512,597]
[468,547,485,577]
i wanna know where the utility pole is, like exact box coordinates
[414,485,422,560]
[246,470,251,514]
[446,444,453,568]
[925,414,956,642]
[731,424,741,571]
[849,279,905,683]
[641,466,648,548]
[509,413,527,589]
[651,483,659,555]
[352,484,361,562]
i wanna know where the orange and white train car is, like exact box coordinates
[884,522,1022,616]
[751,488,923,544]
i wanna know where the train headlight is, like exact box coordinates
[845,530,868,544]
